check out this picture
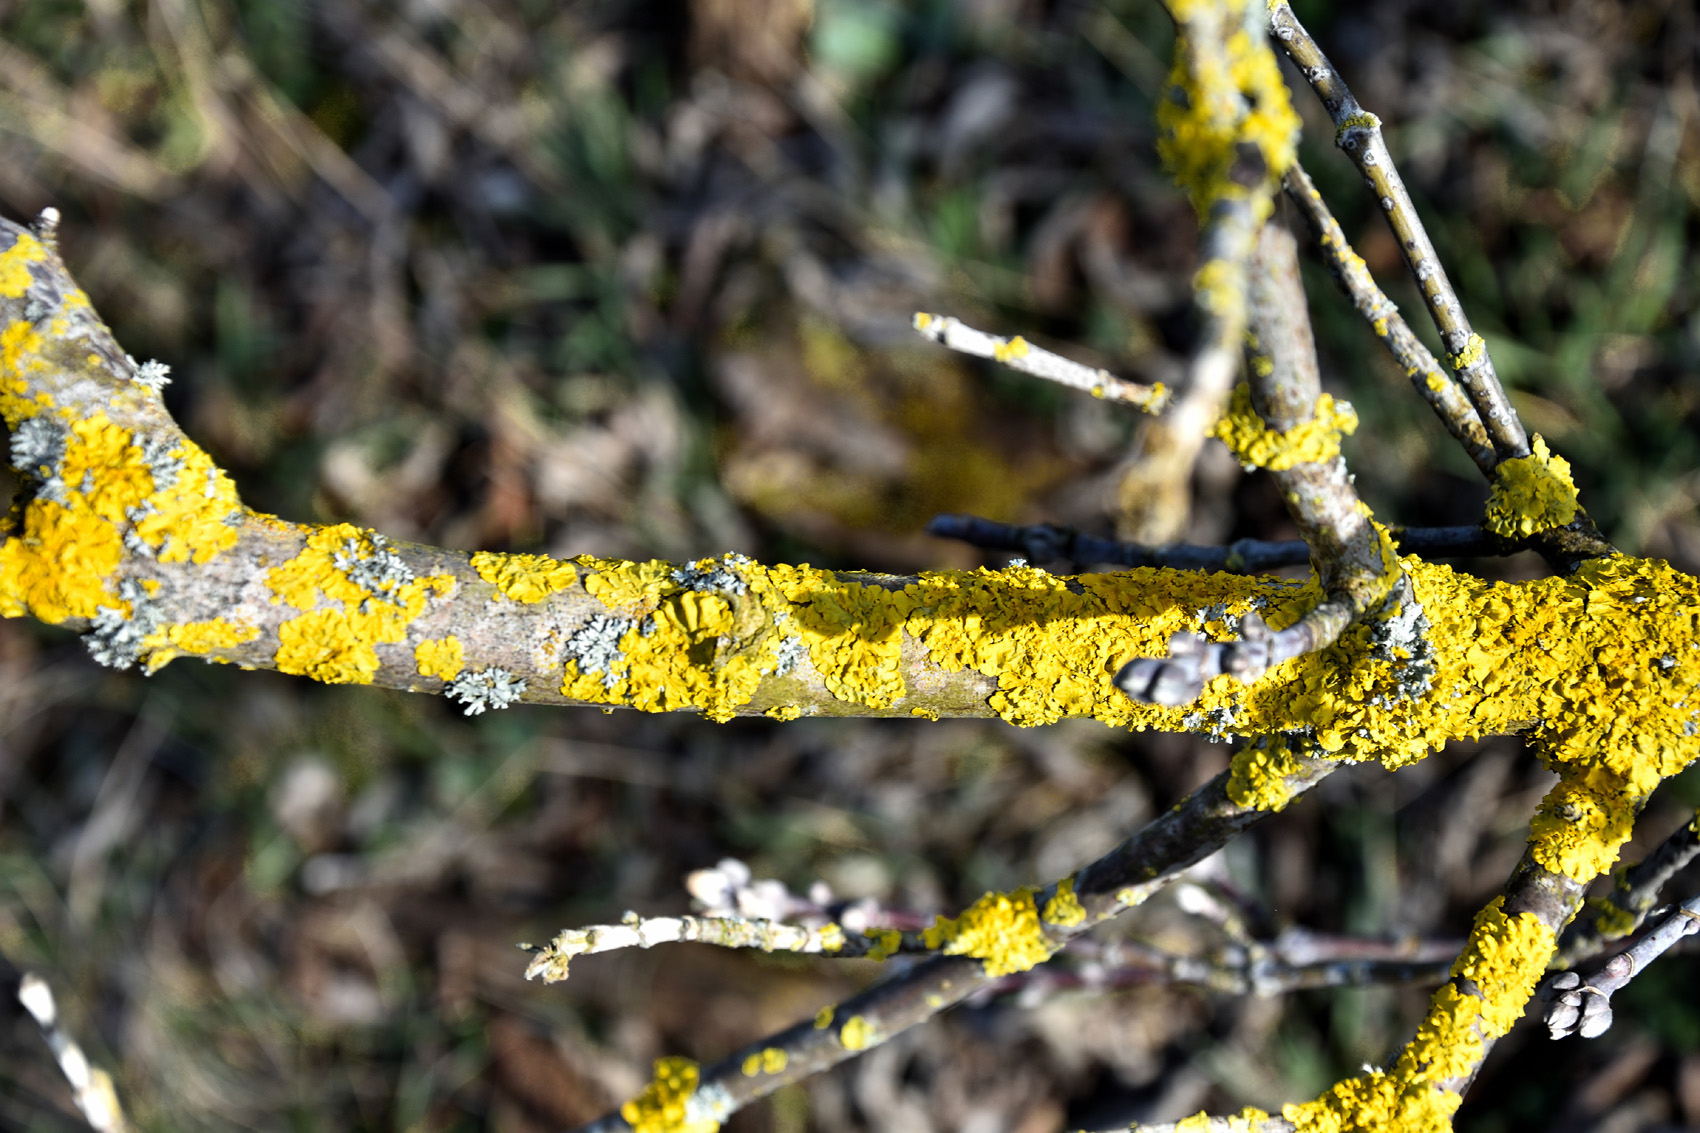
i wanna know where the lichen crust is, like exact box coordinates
[471,550,577,603]
[923,887,1056,977]
[1484,434,1579,538]
[414,636,465,681]
[621,1057,720,1133]
[266,524,456,685]
[1209,383,1359,471]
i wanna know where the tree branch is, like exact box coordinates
[563,748,1344,1133]
[1282,162,1497,477]
[1555,807,1700,968]
[1267,2,1530,465]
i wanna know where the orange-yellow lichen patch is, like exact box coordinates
[471,550,577,603]
[1209,383,1359,471]
[923,888,1056,977]
[0,231,45,300]
[576,555,677,610]
[128,438,242,564]
[863,928,903,962]
[838,1015,877,1051]
[163,619,259,654]
[1041,878,1085,927]
[1157,14,1301,224]
[267,524,455,685]
[1484,435,1579,538]
[414,636,465,681]
[1226,736,1307,812]
[740,1048,787,1077]
[764,565,915,708]
[0,498,123,622]
[1282,898,1553,1133]
[621,1057,720,1133]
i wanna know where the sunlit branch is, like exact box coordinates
[1283,162,1496,477]
[1555,808,1700,968]
[1542,895,1700,1040]
[910,313,1169,413]
[564,750,1344,1133]
[1267,1,1530,465]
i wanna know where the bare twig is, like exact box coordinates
[1542,895,1700,1039]
[1282,163,1496,476]
[1555,808,1700,967]
[562,750,1344,1133]
[1267,2,1529,464]
[911,313,1169,412]
[16,974,130,1132]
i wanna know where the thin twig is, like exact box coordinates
[1542,895,1700,1039]
[1267,2,1530,465]
[562,750,1344,1133]
[1282,162,1496,476]
[911,313,1168,413]
[927,514,1523,572]
[16,974,130,1132]
[1555,808,1700,968]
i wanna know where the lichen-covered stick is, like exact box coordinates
[1542,894,1700,1040]
[1554,807,1700,968]
[1266,1,1530,465]
[1282,162,1496,477]
[909,313,1169,412]
[555,749,1345,1133]
[1116,224,1412,708]
[1115,0,1300,543]
[927,514,1523,572]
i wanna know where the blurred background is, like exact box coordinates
[1,0,1699,1129]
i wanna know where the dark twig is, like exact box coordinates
[927,514,1522,572]
[1283,163,1496,477]
[1555,809,1700,968]
[1542,894,1700,1039]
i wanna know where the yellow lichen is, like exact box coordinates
[814,1006,834,1030]
[1157,14,1302,224]
[740,1048,787,1077]
[993,336,1029,362]
[864,928,903,962]
[838,1015,877,1051]
[577,555,677,609]
[415,636,465,681]
[267,524,455,686]
[1041,878,1085,927]
[1226,737,1305,812]
[1484,434,1579,537]
[1448,332,1487,371]
[162,619,259,654]
[1210,384,1359,471]
[1282,898,1555,1133]
[923,887,1056,977]
[1591,898,1636,941]
[621,1057,719,1133]
[0,231,45,299]
[818,924,844,952]
[471,550,577,603]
